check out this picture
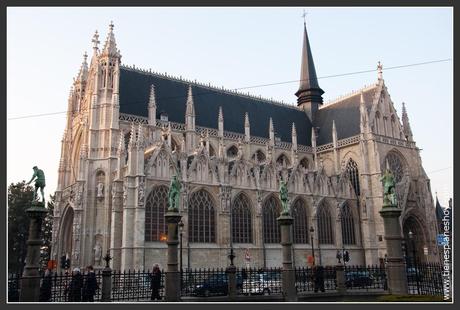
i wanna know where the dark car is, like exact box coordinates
[192,273,243,297]
[345,271,373,288]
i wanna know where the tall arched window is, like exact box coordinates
[231,194,252,243]
[292,199,308,244]
[188,190,216,243]
[263,196,281,243]
[145,186,168,241]
[345,159,360,197]
[317,202,334,245]
[341,202,356,245]
[276,154,290,168]
[384,152,405,183]
[252,150,266,163]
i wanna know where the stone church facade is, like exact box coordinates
[51,22,439,271]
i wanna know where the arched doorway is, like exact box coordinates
[58,206,74,267]
[402,215,426,264]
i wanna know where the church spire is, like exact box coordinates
[76,52,88,82]
[101,21,120,57]
[295,22,324,125]
[401,102,413,141]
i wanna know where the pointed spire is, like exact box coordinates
[76,52,88,82]
[92,30,100,54]
[401,102,413,141]
[218,106,224,137]
[244,112,250,143]
[311,127,317,148]
[118,132,125,155]
[291,123,297,150]
[297,22,321,93]
[149,84,156,107]
[102,21,119,57]
[136,123,144,148]
[269,117,275,146]
[295,22,324,124]
[128,122,136,149]
[186,85,195,116]
[377,61,383,80]
[359,90,369,133]
[332,120,337,146]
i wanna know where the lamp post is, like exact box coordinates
[310,226,315,266]
[179,220,184,290]
[408,230,420,294]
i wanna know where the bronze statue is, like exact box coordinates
[27,166,46,203]
[168,175,181,211]
[380,169,397,206]
[279,180,289,215]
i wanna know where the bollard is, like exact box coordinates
[20,202,49,302]
[101,267,112,301]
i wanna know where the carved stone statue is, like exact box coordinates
[168,175,181,211]
[96,182,104,198]
[279,180,290,215]
[380,169,397,206]
[27,166,46,203]
[94,241,102,265]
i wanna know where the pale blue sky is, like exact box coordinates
[7,7,453,207]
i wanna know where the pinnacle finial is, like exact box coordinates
[377,61,383,80]
[109,21,114,32]
[218,106,223,121]
[92,30,100,50]
[83,51,88,62]
[244,112,250,127]
[149,84,156,106]
[301,9,307,25]
[360,90,365,105]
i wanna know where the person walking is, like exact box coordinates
[82,266,98,302]
[66,268,83,302]
[150,264,162,301]
[39,268,53,302]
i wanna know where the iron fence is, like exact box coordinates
[323,266,337,291]
[239,267,283,296]
[295,267,314,293]
[181,268,228,297]
[7,271,102,302]
[344,265,387,291]
[406,262,444,296]
[111,269,164,301]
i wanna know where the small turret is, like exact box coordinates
[401,102,413,141]
[218,106,224,137]
[148,84,157,126]
[244,112,250,143]
[269,117,275,147]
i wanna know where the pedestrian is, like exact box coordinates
[150,264,162,301]
[82,265,98,302]
[39,268,53,302]
[65,267,83,302]
[313,265,325,293]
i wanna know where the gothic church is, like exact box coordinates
[52,21,439,271]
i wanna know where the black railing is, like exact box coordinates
[239,267,283,296]
[181,268,227,297]
[406,262,444,296]
[323,266,337,291]
[111,269,164,301]
[344,265,387,291]
[295,267,314,293]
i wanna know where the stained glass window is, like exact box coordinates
[231,194,252,243]
[145,186,168,241]
[188,190,216,243]
[263,196,281,243]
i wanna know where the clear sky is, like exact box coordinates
[7,7,453,207]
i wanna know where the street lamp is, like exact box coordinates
[309,226,315,266]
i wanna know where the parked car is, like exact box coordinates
[345,270,373,288]
[192,273,243,297]
[242,272,282,295]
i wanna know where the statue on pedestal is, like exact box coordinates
[168,175,181,212]
[380,169,397,206]
[94,241,102,266]
[27,166,46,203]
[96,182,104,198]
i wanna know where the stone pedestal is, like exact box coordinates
[277,215,298,302]
[164,211,182,302]
[379,204,408,295]
[101,266,112,302]
[226,265,237,300]
[20,202,49,302]
[335,264,346,294]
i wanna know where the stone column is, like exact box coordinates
[277,215,297,302]
[335,264,346,294]
[164,211,182,302]
[20,202,49,302]
[379,204,408,295]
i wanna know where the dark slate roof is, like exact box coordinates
[435,198,444,222]
[315,86,377,145]
[119,67,313,145]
